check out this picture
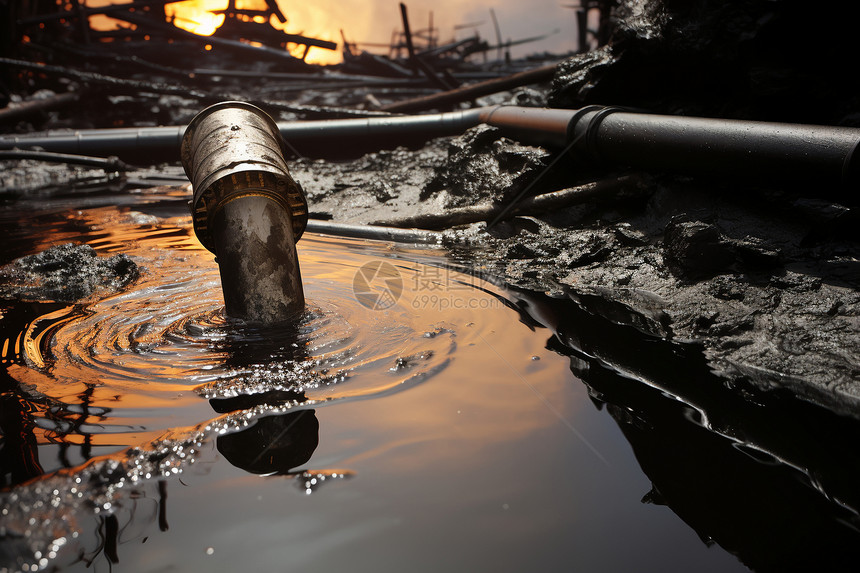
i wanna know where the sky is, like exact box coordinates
[86,0,581,65]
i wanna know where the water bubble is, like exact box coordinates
[206,547,214,555]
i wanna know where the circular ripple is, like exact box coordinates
[20,235,464,444]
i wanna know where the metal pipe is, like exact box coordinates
[0,125,187,164]
[306,220,442,244]
[181,102,308,323]
[480,106,860,192]
[4,105,859,195]
[0,108,489,163]
[565,106,860,189]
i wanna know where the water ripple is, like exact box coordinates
[16,229,461,446]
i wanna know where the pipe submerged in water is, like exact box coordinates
[181,101,308,324]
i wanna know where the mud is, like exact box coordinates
[444,185,859,416]
[422,125,550,207]
[0,243,139,302]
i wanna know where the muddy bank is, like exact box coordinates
[285,123,860,417]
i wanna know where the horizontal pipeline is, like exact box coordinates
[2,105,858,191]
[0,108,491,163]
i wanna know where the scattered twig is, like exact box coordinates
[372,175,643,229]
[0,91,80,124]
[380,63,558,113]
[0,150,133,171]
[0,57,208,98]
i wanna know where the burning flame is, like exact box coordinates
[86,0,343,64]
[162,0,347,64]
[164,0,226,37]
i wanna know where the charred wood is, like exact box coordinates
[381,63,557,113]
[0,149,131,171]
[0,91,80,124]
[374,176,641,229]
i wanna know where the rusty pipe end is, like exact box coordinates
[181,101,307,323]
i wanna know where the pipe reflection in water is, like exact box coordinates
[83,322,322,567]
[210,320,319,477]
[216,409,318,476]
[498,282,860,571]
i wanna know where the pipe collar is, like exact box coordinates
[181,101,308,253]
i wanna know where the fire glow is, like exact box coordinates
[164,0,226,37]
[86,0,344,65]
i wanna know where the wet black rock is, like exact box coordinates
[664,219,736,279]
[422,125,550,207]
[664,217,784,280]
[0,243,139,302]
[550,0,860,126]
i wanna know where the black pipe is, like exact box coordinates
[479,105,860,190]
[0,108,488,163]
[567,106,860,189]
[3,105,859,194]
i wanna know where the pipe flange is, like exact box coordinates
[566,105,626,164]
[181,101,308,253]
[190,171,308,253]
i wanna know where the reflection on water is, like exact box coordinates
[211,318,319,477]
[1,190,858,572]
[503,285,860,572]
